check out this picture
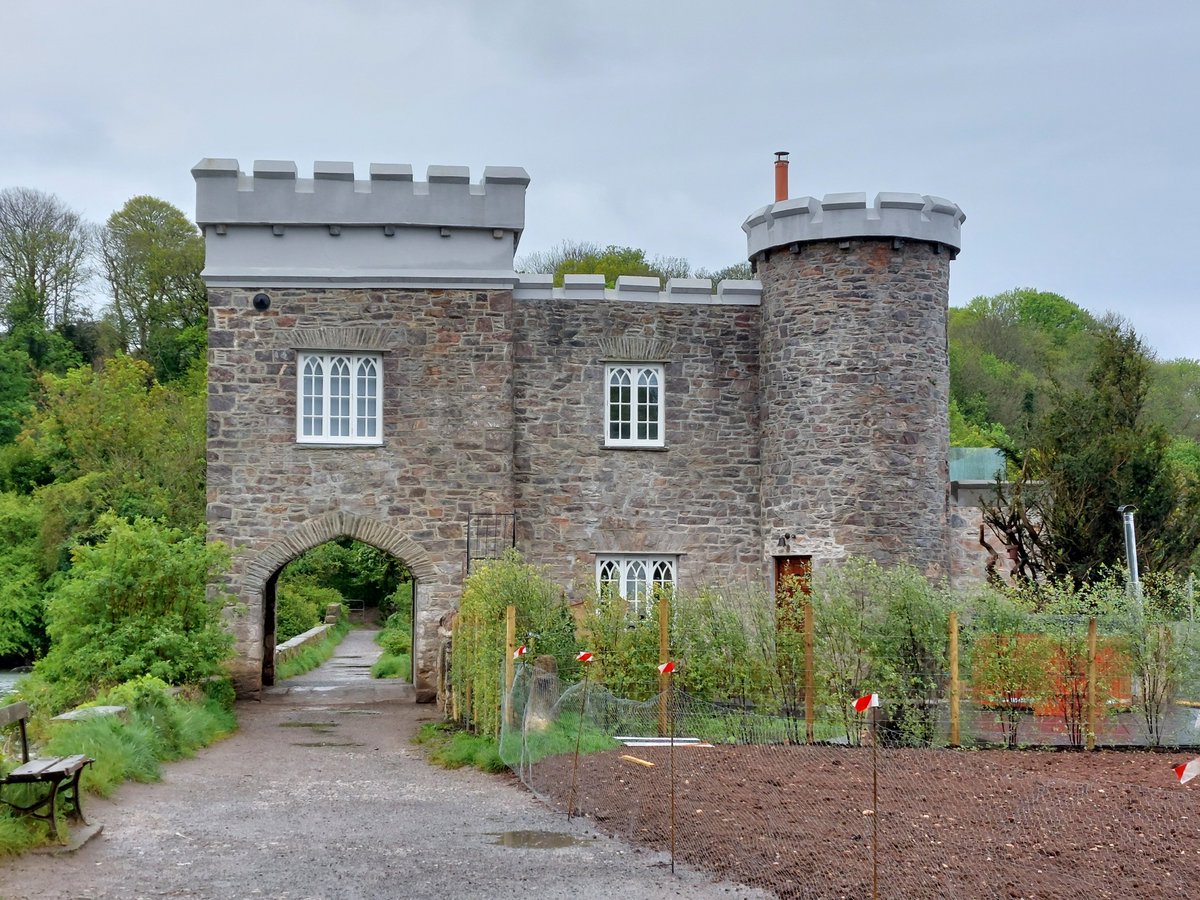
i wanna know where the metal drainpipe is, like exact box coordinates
[1118,504,1142,611]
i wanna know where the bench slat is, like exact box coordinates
[5,755,91,780]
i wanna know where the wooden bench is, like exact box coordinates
[1,701,93,838]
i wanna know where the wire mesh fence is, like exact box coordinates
[500,664,1200,899]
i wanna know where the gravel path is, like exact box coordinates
[0,630,765,900]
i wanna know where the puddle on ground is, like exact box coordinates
[490,831,589,849]
[279,721,339,734]
[290,741,364,748]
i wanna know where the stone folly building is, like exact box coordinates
[196,157,968,700]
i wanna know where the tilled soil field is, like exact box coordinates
[523,745,1200,899]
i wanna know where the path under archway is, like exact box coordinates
[232,511,442,699]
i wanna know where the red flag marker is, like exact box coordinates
[1175,757,1200,784]
[576,651,594,663]
[658,661,676,675]
[854,693,880,714]
[513,645,527,660]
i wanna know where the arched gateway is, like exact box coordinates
[196,156,969,701]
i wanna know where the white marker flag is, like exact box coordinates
[1174,757,1200,784]
[854,693,880,714]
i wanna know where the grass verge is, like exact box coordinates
[413,722,506,773]
[275,616,353,681]
[371,652,411,680]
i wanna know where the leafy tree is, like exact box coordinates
[454,551,575,738]
[279,538,410,609]
[0,187,90,330]
[12,355,205,565]
[985,322,1200,584]
[99,197,206,380]
[0,339,35,444]
[518,241,690,287]
[695,261,753,286]
[1145,358,1200,442]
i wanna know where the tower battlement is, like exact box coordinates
[193,159,529,230]
[192,159,531,289]
[743,192,965,259]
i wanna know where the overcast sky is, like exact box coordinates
[4,1,1196,360]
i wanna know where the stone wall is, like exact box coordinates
[512,297,763,593]
[756,239,953,577]
[207,285,515,697]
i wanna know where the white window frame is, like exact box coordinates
[596,555,676,617]
[296,351,383,445]
[605,363,664,447]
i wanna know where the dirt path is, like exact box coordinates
[0,629,765,900]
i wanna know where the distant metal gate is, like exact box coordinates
[466,513,516,573]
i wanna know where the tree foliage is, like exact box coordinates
[0,187,90,330]
[977,315,1200,584]
[100,196,206,380]
[28,514,233,713]
[518,240,691,287]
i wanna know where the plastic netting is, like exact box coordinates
[500,665,1200,899]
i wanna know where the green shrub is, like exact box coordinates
[29,514,234,713]
[0,492,47,664]
[276,579,342,643]
[371,652,411,680]
[452,551,575,738]
[580,590,661,702]
[377,615,412,656]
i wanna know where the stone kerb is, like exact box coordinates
[742,191,965,259]
[512,274,762,305]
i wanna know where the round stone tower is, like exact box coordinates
[745,187,965,579]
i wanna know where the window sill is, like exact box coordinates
[601,443,669,452]
[295,441,385,449]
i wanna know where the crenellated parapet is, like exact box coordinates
[513,274,762,305]
[192,159,530,289]
[743,192,965,260]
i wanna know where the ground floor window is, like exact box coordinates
[596,554,676,616]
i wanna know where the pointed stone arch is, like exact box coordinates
[244,511,438,599]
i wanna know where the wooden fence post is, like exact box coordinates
[504,605,517,726]
[1086,616,1098,751]
[949,610,960,748]
[658,592,671,737]
[804,601,815,744]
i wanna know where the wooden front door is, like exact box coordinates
[775,555,812,613]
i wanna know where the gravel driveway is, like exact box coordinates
[0,630,765,900]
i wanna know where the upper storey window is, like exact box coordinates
[297,351,382,444]
[605,364,664,447]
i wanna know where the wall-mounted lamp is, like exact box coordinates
[777,533,795,548]
[253,293,271,311]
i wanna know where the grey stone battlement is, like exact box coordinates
[743,192,965,259]
[193,159,529,231]
[193,158,531,289]
[512,274,762,305]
